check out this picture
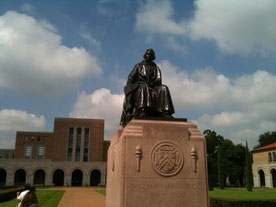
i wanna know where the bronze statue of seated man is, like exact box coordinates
[120,49,175,127]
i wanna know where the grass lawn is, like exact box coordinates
[209,187,276,200]
[97,188,276,201]
[0,190,64,207]
[96,190,106,196]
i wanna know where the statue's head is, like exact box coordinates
[143,48,155,61]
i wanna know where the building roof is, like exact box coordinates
[252,143,276,152]
[16,131,53,134]
[55,117,104,122]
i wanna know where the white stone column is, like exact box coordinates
[83,173,89,186]
[45,174,52,186]
[26,170,33,186]
[252,166,259,187]
[253,174,259,187]
[6,173,14,186]
[265,175,272,188]
[64,175,71,186]
[264,168,272,188]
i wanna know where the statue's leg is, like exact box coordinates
[155,85,175,116]
[133,83,154,117]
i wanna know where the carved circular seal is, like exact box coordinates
[151,141,184,177]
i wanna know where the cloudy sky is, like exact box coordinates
[0,0,275,149]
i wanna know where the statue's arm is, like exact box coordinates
[124,65,139,95]
[127,65,138,84]
[152,65,162,86]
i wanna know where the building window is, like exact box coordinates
[37,146,45,159]
[0,151,2,159]
[67,127,74,161]
[67,148,72,161]
[83,148,88,162]
[31,136,35,141]
[37,136,41,141]
[43,136,47,142]
[268,153,272,162]
[84,128,89,148]
[273,152,276,161]
[25,146,32,159]
[25,136,28,141]
[75,128,82,161]
[83,128,90,162]
[68,128,74,147]
[4,151,9,159]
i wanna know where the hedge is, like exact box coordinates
[210,198,276,207]
[0,186,35,202]
[0,186,24,202]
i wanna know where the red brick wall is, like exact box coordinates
[15,132,53,159]
[15,118,105,162]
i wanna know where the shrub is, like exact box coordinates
[210,198,276,207]
[0,186,24,202]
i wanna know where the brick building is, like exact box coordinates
[0,118,110,187]
[252,143,276,188]
[0,149,14,159]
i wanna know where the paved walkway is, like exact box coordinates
[44,187,105,207]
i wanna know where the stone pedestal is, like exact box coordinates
[106,119,209,207]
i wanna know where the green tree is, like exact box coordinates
[245,141,253,191]
[217,144,224,189]
[229,144,246,186]
[204,129,224,188]
[204,129,246,187]
[255,131,276,148]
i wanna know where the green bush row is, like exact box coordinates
[0,186,36,202]
[211,198,276,207]
[0,186,24,202]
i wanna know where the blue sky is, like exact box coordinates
[0,0,275,149]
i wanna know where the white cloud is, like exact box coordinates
[188,0,276,54]
[0,11,102,97]
[69,89,124,139]
[159,61,232,109]
[135,0,276,55]
[158,61,276,147]
[96,0,130,23]
[0,109,46,148]
[135,0,186,36]
[79,22,101,50]
[164,37,187,55]
[193,111,276,149]
[80,32,101,50]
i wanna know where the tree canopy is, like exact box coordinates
[254,131,276,148]
[204,129,246,187]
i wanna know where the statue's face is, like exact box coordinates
[144,49,155,61]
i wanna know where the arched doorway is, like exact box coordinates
[33,169,46,186]
[14,169,26,186]
[90,169,101,186]
[71,169,83,186]
[0,169,7,186]
[271,169,276,188]
[53,169,64,186]
[258,169,266,187]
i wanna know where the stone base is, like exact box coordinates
[106,119,209,207]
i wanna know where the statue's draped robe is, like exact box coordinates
[120,60,175,127]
